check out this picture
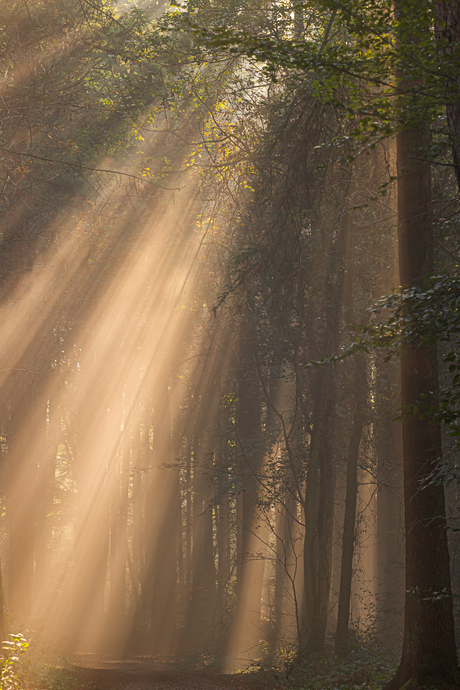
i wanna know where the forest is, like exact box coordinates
[1,1,460,690]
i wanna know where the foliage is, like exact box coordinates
[258,646,398,690]
[163,0,460,169]
[23,665,79,690]
[316,273,460,360]
[312,273,460,440]
[0,631,79,690]
[0,634,29,690]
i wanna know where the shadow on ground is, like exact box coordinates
[73,657,276,690]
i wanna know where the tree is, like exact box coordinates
[172,0,460,680]
[388,105,457,690]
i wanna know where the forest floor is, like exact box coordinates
[73,658,277,690]
[68,647,397,690]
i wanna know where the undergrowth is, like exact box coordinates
[171,633,398,687]
[260,646,398,690]
[0,632,78,690]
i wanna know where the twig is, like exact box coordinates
[0,148,181,191]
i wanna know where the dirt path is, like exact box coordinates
[74,658,278,690]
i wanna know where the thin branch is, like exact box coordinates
[0,148,181,191]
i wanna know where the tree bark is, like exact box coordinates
[303,198,349,651]
[228,313,265,667]
[435,0,460,192]
[7,388,37,621]
[149,384,179,654]
[385,119,458,688]
[335,353,367,657]
[216,413,231,630]
[375,357,404,637]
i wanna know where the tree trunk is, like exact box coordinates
[228,313,264,667]
[315,448,336,650]
[7,390,36,622]
[0,556,5,644]
[375,357,404,638]
[126,408,144,649]
[385,117,458,688]
[335,353,367,657]
[106,419,129,653]
[150,384,179,654]
[436,0,460,192]
[303,200,349,650]
[216,415,231,630]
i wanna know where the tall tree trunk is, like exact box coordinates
[303,201,349,650]
[194,434,217,639]
[375,358,404,637]
[315,446,336,650]
[34,394,57,619]
[150,383,179,654]
[229,313,264,667]
[126,408,144,650]
[304,374,337,652]
[106,419,129,653]
[185,433,192,597]
[140,403,157,642]
[436,0,460,192]
[216,413,231,631]
[385,112,458,688]
[7,388,37,622]
[0,556,5,644]
[302,370,326,644]
[335,353,367,656]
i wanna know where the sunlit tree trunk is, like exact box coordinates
[7,389,36,621]
[185,433,192,597]
[149,384,179,654]
[0,557,5,643]
[229,313,264,665]
[216,487,231,626]
[180,421,217,652]
[176,429,184,607]
[34,394,58,618]
[126,406,147,648]
[375,358,404,635]
[215,413,231,629]
[68,475,110,652]
[268,497,289,661]
[141,403,157,637]
[106,413,130,653]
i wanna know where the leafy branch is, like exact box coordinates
[307,273,460,441]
